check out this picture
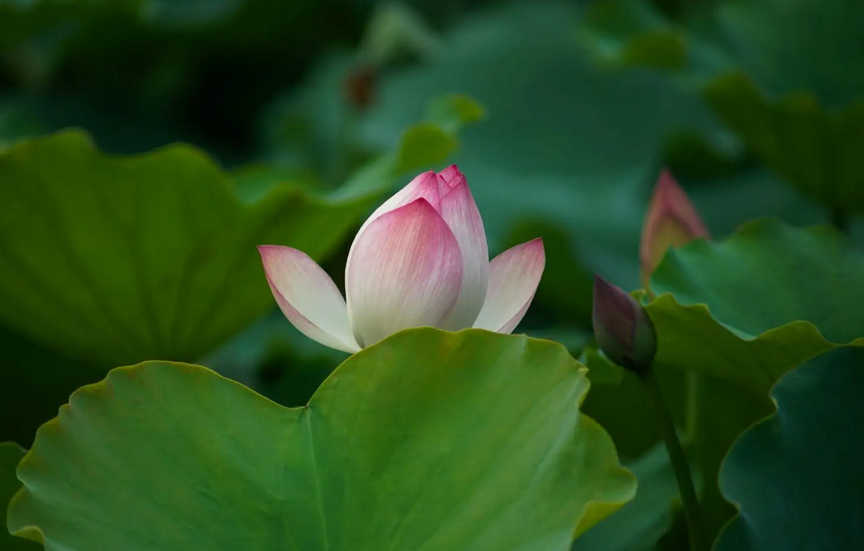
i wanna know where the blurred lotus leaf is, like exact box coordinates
[0,131,372,366]
[715,347,864,550]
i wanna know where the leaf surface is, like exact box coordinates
[8,329,635,550]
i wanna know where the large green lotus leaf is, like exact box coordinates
[0,130,361,366]
[1,442,38,550]
[715,347,864,550]
[7,329,635,550]
[643,218,864,542]
[0,120,463,368]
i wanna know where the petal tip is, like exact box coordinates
[257,244,279,257]
[472,237,545,334]
[527,236,545,249]
[650,170,709,238]
[640,170,710,285]
[519,237,546,264]
[437,164,467,193]
[257,244,281,263]
[592,273,608,290]
[257,244,306,263]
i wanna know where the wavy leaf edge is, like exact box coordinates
[7,327,636,546]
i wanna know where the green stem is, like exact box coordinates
[641,368,707,551]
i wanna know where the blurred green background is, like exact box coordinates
[2,0,863,547]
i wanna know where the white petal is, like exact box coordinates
[258,246,359,353]
[346,198,463,347]
[436,167,489,329]
[473,238,545,334]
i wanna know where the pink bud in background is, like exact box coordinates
[259,166,545,353]
[640,170,709,288]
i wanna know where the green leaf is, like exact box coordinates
[1,442,38,550]
[584,0,864,107]
[8,329,635,550]
[697,0,864,212]
[577,0,864,214]
[702,0,864,108]
[423,94,486,135]
[0,117,470,368]
[715,347,864,550]
[572,445,678,551]
[642,218,864,542]
[578,0,687,70]
[393,123,457,174]
[705,73,864,213]
[649,219,864,385]
[0,130,371,366]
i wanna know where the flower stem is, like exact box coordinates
[641,367,707,551]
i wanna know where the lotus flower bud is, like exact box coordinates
[259,166,545,352]
[640,170,709,287]
[592,276,656,372]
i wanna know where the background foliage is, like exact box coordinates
[2,0,863,549]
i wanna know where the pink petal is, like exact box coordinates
[258,246,360,353]
[356,170,440,237]
[473,238,545,334]
[436,167,489,329]
[346,198,463,347]
[346,170,441,274]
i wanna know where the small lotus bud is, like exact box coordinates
[640,170,709,287]
[592,276,657,372]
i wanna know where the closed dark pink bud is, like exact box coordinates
[592,276,657,372]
